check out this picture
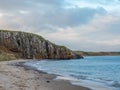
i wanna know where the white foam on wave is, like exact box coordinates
[56,76,117,90]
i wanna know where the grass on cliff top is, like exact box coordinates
[0,30,45,40]
[0,29,44,39]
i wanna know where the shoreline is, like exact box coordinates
[0,60,90,90]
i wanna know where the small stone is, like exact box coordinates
[46,81,50,83]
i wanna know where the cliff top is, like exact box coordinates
[0,29,69,50]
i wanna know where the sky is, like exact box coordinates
[0,0,120,51]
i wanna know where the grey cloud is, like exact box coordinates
[0,0,64,11]
[0,0,107,31]
[31,0,65,6]
[21,7,106,28]
[0,0,28,11]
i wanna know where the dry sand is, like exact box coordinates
[0,60,90,90]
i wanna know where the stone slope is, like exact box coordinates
[0,30,83,60]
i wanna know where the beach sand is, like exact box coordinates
[0,60,90,90]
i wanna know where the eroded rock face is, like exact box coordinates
[0,30,83,59]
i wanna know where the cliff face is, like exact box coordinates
[0,30,83,60]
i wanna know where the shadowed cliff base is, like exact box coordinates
[0,30,83,60]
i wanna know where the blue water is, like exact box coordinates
[24,56,120,90]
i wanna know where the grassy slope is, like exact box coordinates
[0,50,17,61]
[74,51,120,56]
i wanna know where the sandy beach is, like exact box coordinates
[0,60,90,90]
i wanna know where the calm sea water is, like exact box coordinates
[24,56,120,90]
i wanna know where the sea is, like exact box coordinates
[24,56,120,90]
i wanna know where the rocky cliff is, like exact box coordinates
[0,30,83,60]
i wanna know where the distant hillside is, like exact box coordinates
[0,30,83,61]
[74,51,120,56]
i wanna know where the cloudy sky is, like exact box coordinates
[0,0,120,51]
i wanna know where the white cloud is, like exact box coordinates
[40,14,120,51]
[0,13,4,17]
[95,39,120,46]
[19,10,30,14]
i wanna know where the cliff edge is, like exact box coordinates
[0,30,83,60]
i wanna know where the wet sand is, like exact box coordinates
[0,60,90,90]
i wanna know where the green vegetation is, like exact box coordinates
[0,50,17,61]
[29,33,45,41]
[74,51,120,56]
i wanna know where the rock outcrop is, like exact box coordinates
[0,30,83,60]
